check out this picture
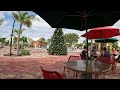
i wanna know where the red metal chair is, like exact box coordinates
[68,55,81,61]
[40,66,64,79]
[63,55,81,79]
[99,56,117,69]
[80,53,82,59]
[99,56,117,77]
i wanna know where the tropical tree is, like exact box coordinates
[64,33,79,47]
[13,29,24,49]
[10,20,16,56]
[112,42,119,50]
[13,36,17,48]
[83,39,91,48]
[47,38,51,45]
[74,43,83,49]
[20,36,28,49]
[0,18,4,45]
[12,11,36,55]
[0,38,6,45]
[0,18,3,25]
[41,37,46,42]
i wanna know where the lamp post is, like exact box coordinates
[10,20,16,56]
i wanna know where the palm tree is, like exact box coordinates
[0,18,3,25]
[10,20,16,56]
[12,11,36,55]
[13,36,17,48]
[20,36,28,49]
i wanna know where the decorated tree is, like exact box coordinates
[48,28,67,55]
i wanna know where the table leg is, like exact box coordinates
[80,72,92,79]
[95,74,98,79]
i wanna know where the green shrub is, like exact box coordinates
[20,49,31,56]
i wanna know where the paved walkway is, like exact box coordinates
[0,51,120,79]
[0,51,78,79]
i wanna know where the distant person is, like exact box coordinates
[112,49,120,62]
[90,47,97,59]
[107,46,111,52]
[81,46,87,60]
[101,47,110,58]
[99,47,111,62]
[111,48,119,56]
[46,45,49,50]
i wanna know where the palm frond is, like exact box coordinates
[21,12,28,21]
[14,29,18,34]
[19,29,23,34]
[24,20,32,28]
[22,28,26,31]
[14,29,23,34]
[12,12,20,22]
[18,11,21,19]
[0,18,4,25]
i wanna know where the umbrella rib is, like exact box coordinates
[103,16,112,25]
[76,10,98,17]
[54,15,65,27]
[108,29,120,36]
[66,15,81,16]
[54,14,82,27]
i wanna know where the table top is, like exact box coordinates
[64,60,111,74]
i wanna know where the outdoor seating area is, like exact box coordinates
[0,50,120,79]
[1,11,120,79]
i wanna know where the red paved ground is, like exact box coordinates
[0,47,120,79]
[0,52,80,79]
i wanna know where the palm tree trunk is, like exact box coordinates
[17,24,22,56]
[10,20,15,56]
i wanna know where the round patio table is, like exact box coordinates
[64,60,112,79]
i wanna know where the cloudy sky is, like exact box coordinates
[0,11,120,43]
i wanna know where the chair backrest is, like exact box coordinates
[40,66,63,79]
[100,56,114,64]
[68,55,81,61]
[80,53,82,59]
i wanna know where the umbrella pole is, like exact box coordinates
[86,29,89,62]
[80,16,92,79]
[84,14,88,63]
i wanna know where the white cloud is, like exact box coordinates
[31,15,52,28]
[0,11,18,16]
[112,20,120,40]
[1,11,120,43]
[0,12,5,19]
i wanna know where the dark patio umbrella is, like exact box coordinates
[95,38,118,43]
[35,11,120,31]
[35,10,120,63]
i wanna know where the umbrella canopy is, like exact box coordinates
[81,26,120,39]
[35,10,120,64]
[35,11,120,31]
[95,38,118,43]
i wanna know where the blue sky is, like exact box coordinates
[0,11,120,43]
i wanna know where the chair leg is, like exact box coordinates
[95,74,98,79]
[114,62,117,69]
[80,73,83,79]
[63,67,66,78]
[103,72,106,79]
[76,72,78,79]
